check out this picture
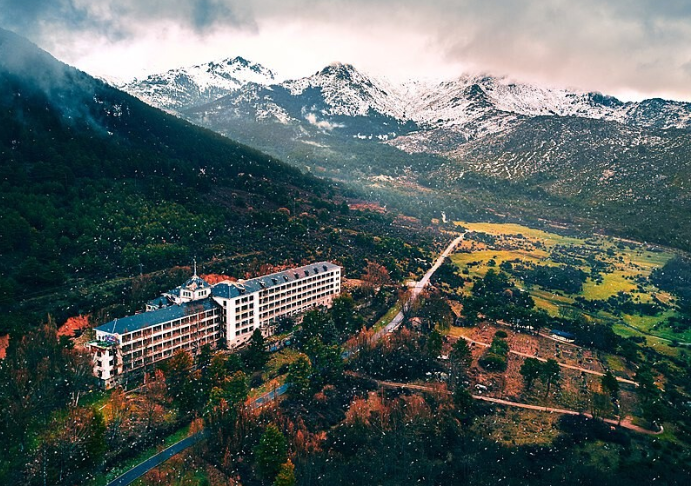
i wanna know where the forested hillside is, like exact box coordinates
[0,28,438,335]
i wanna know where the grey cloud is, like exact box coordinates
[1,0,691,99]
[0,0,255,41]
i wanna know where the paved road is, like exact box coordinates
[457,335,638,385]
[378,233,465,337]
[371,378,662,435]
[106,430,208,486]
[252,383,289,409]
[106,383,290,486]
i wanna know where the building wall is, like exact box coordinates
[92,263,342,387]
[93,306,221,388]
[214,266,341,348]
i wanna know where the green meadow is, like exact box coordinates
[453,221,689,344]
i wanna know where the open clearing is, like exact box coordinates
[452,221,689,345]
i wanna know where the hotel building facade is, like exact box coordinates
[90,261,341,388]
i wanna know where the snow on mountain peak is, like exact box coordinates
[281,62,410,119]
[122,56,277,111]
[122,56,691,135]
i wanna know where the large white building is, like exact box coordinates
[89,262,341,388]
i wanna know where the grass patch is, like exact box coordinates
[456,221,583,247]
[445,326,477,340]
[80,389,111,409]
[582,271,638,300]
[373,301,402,331]
[603,355,627,373]
[248,375,287,401]
[264,348,302,380]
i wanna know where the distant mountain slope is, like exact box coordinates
[438,116,691,201]
[121,56,277,112]
[124,62,691,177]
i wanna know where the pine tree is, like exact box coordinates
[519,357,542,391]
[254,424,288,480]
[286,355,312,402]
[600,370,619,401]
[246,328,268,370]
[541,358,561,396]
[426,329,444,358]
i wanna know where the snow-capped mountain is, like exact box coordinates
[282,63,409,119]
[121,56,277,112]
[123,60,691,199]
[124,60,691,136]
[395,73,691,130]
[184,62,418,141]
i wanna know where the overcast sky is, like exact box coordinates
[2,0,691,101]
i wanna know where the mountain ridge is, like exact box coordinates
[121,55,277,112]
[123,59,691,134]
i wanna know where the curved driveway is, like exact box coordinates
[380,233,465,336]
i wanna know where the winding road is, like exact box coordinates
[380,233,465,336]
[106,382,291,486]
[105,431,208,486]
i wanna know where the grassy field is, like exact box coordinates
[452,221,690,344]
[455,221,583,247]
[581,270,638,300]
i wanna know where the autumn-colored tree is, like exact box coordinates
[216,371,249,405]
[138,370,169,433]
[362,261,392,290]
[106,387,134,447]
[207,354,229,388]
[38,407,106,484]
[274,459,296,486]
[0,317,92,473]
[399,287,417,320]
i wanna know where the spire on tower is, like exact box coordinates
[193,258,197,277]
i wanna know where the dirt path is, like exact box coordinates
[456,335,638,385]
[372,379,662,435]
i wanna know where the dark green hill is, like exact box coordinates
[0,29,437,335]
[0,28,323,329]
